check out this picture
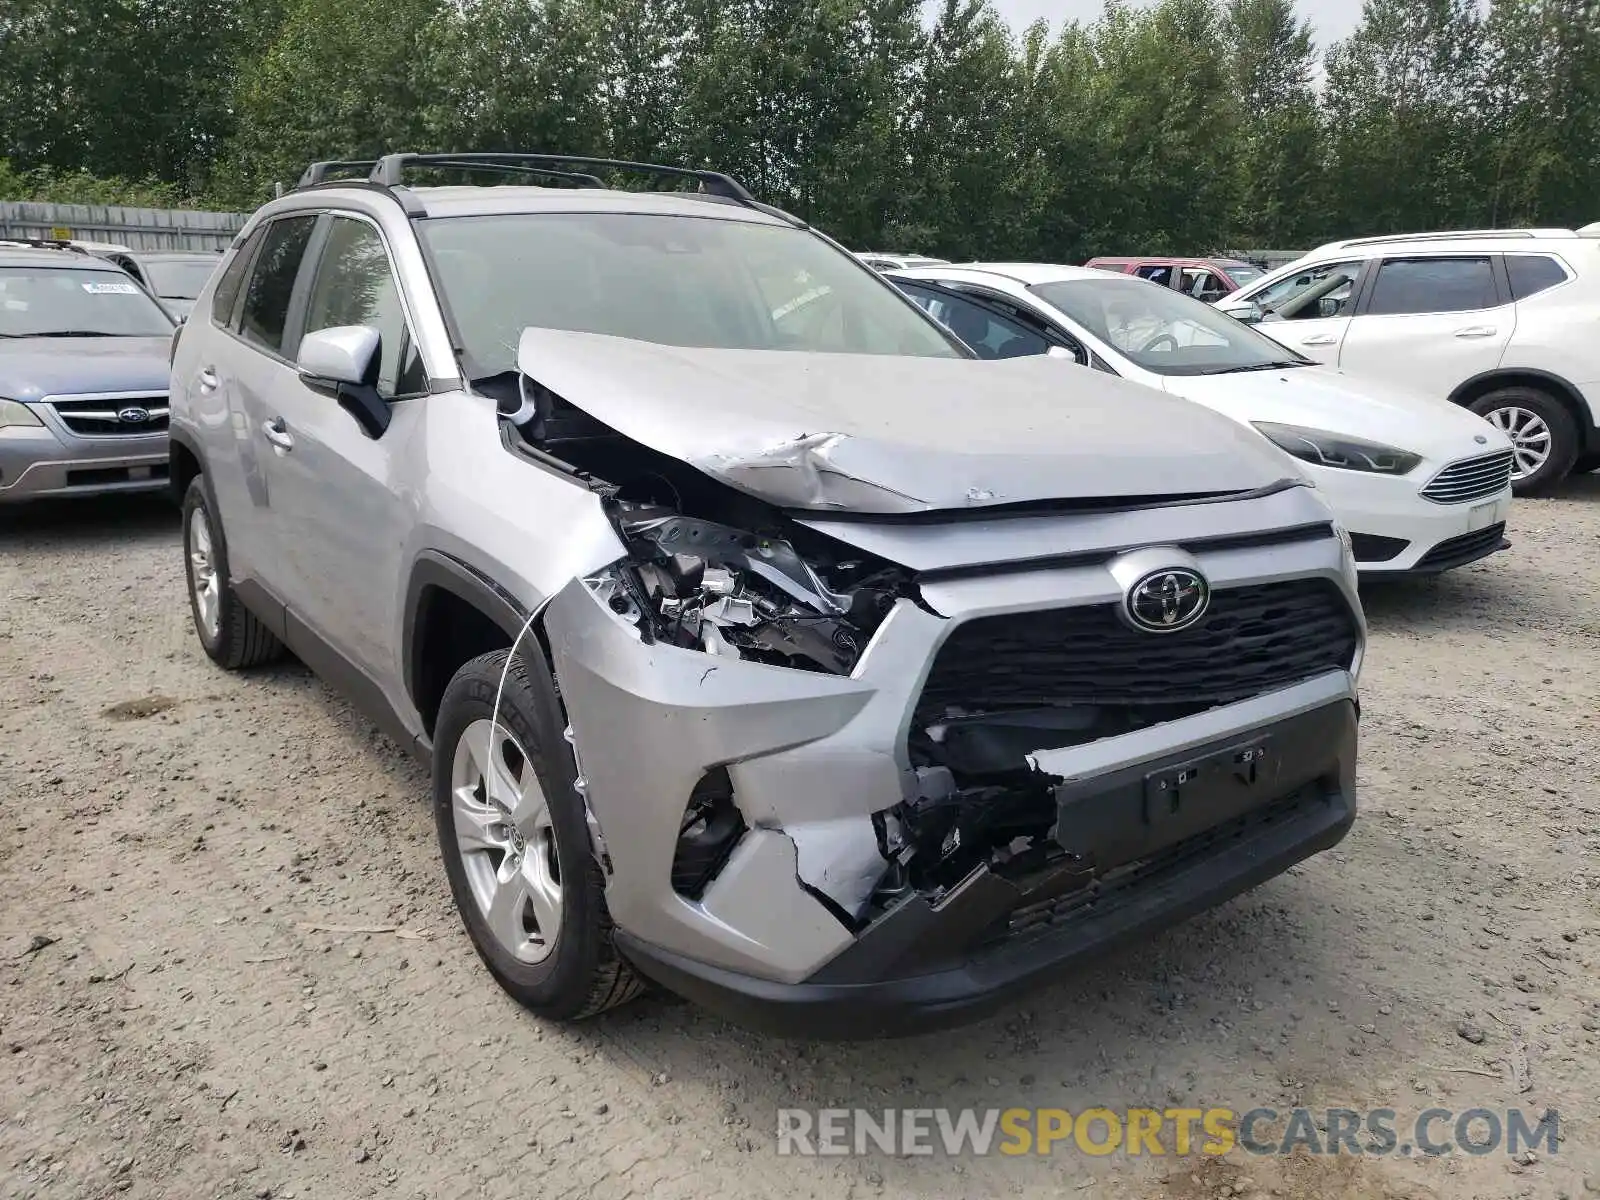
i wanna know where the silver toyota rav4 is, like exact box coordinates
[169,152,1365,1037]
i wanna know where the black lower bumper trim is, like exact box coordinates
[1408,523,1509,574]
[618,700,1358,1039]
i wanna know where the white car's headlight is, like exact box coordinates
[0,398,43,430]
[1253,421,1421,476]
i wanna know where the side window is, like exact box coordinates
[210,229,264,327]
[1255,260,1362,320]
[1134,264,1174,287]
[898,284,1050,360]
[303,217,426,398]
[238,216,318,355]
[1182,268,1229,303]
[1505,255,1568,301]
[1366,256,1497,316]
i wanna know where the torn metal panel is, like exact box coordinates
[514,327,1301,515]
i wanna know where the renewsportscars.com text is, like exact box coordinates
[775,1106,1560,1158]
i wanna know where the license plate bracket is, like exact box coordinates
[1467,500,1498,531]
[1143,736,1276,832]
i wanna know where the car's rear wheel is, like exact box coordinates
[432,648,642,1021]
[1469,388,1578,496]
[182,477,284,669]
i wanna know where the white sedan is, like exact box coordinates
[888,263,1516,577]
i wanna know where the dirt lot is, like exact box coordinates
[3,480,1598,1200]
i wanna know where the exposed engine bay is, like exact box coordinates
[494,371,1166,923]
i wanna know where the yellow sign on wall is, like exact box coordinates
[49,226,72,240]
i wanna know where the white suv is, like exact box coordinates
[1217,227,1600,494]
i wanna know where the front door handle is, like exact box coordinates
[1453,325,1497,338]
[261,417,295,452]
[197,368,219,393]
[1300,333,1338,346]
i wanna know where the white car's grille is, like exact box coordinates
[46,393,169,438]
[1419,449,1514,504]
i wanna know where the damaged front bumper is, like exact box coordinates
[614,691,1355,1038]
[542,486,1363,1034]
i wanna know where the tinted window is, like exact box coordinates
[1134,264,1174,287]
[303,218,426,397]
[900,285,1052,359]
[210,232,261,326]
[1367,256,1497,315]
[239,216,317,355]
[419,213,960,379]
[1253,260,1361,320]
[1506,255,1568,301]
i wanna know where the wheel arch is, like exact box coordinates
[168,427,206,506]
[1448,368,1595,441]
[403,551,553,738]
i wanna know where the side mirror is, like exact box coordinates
[1046,344,1079,360]
[1220,301,1265,325]
[297,325,390,438]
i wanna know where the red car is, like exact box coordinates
[1083,256,1265,303]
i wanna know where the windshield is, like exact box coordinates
[143,259,217,300]
[1031,277,1309,376]
[419,213,962,378]
[0,266,175,337]
[1224,265,1263,286]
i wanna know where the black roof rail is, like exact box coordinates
[298,159,380,187]
[0,237,93,254]
[400,158,608,188]
[367,152,757,202]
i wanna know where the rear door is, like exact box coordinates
[252,212,429,687]
[1337,254,1513,398]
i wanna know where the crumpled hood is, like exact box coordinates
[1167,366,1511,462]
[0,337,172,401]
[516,329,1299,514]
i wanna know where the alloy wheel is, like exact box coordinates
[450,718,562,964]
[187,506,221,641]
[1487,406,1552,481]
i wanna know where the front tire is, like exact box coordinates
[1469,388,1578,496]
[182,477,284,669]
[432,648,642,1021]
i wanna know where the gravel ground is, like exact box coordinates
[2,478,1598,1200]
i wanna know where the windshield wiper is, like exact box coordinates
[21,330,132,338]
[1205,360,1308,375]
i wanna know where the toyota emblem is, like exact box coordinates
[117,406,151,424]
[1125,567,1210,633]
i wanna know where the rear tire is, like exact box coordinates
[1468,387,1578,496]
[432,648,643,1022]
[1574,453,1600,475]
[182,477,284,670]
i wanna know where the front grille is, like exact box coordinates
[1420,449,1513,504]
[1414,522,1507,572]
[915,579,1359,727]
[48,394,169,437]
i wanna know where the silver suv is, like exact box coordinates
[170,153,1366,1036]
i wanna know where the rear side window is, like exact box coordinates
[898,283,1053,360]
[210,230,263,326]
[239,216,317,355]
[1367,256,1497,315]
[1506,255,1568,301]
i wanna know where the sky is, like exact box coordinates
[987,0,1365,51]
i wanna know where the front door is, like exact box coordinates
[1337,254,1514,399]
[253,214,430,692]
[1246,258,1366,365]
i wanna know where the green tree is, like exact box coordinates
[1224,0,1323,244]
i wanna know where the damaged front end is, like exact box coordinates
[506,361,1361,1010]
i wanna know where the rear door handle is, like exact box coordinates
[1453,325,1497,338]
[197,368,219,393]
[261,417,295,452]
[1300,333,1337,346]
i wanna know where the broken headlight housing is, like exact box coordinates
[586,502,907,676]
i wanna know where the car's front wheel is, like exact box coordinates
[432,648,642,1021]
[181,477,284,669]
[1469,387,1578,496]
